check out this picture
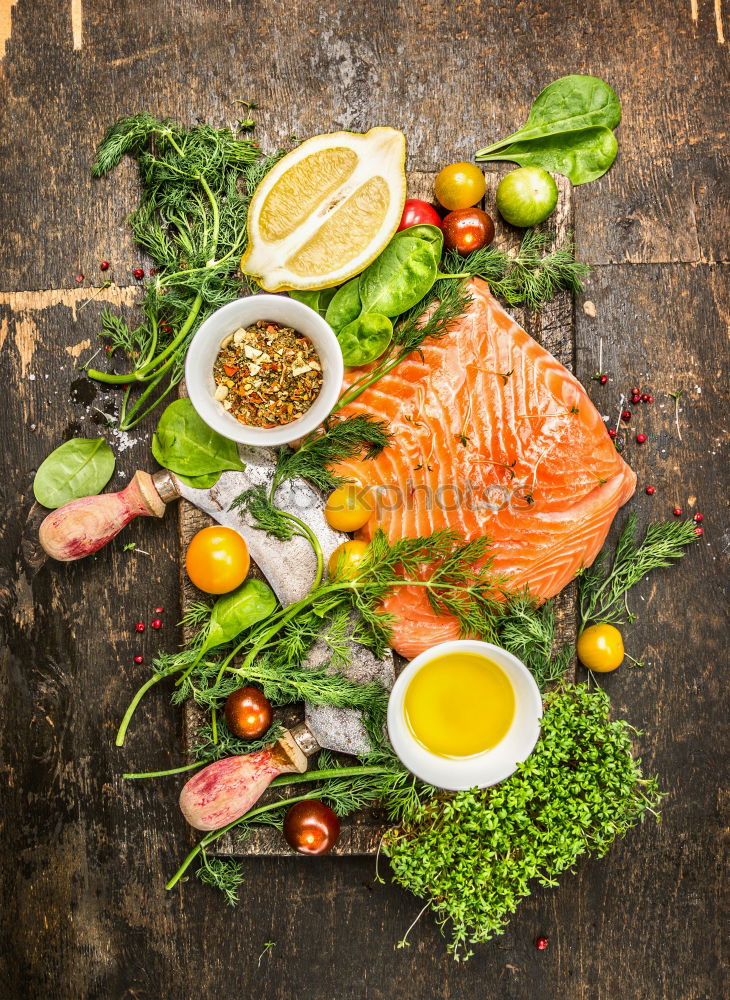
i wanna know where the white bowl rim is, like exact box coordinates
[386,639,543,791]
[184,294,344,447]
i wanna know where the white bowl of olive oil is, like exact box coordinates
[387,640,543,790]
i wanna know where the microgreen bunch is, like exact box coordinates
[384,684,661,958]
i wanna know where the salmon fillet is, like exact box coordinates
[334,278,636,659]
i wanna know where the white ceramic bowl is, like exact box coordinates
[185,295,344,447]
[387,640,543,790]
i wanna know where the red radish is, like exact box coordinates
[179,731,308,831]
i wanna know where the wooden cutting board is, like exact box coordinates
[179,169,577,856]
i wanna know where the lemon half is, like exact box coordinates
[241,128,407,292]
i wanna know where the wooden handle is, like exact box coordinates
[179,730,309,832]
[38,470,169,562]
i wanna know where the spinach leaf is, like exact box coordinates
[476,75,621,185]
[479,126,618,186]
[33,437,116,509]
[289,287,338,317]
[325,277,362,334]
[201,579,277,658]
[152,398,245,477]
[177,471,222,489]
[358,224,444,317]
[337,313,393,367]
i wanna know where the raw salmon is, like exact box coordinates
[334,278,635,659]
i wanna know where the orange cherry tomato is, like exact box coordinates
[442,208,495,256]
[185,526,250,595]
[576,624,624,672]
[434,162,487,211]
[327,539,370,581]
[325,484,373,533]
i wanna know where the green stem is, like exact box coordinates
[116,665,188,747]
[123,762,203,779]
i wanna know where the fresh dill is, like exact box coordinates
[231,414,391,587]
[85,112,281,429]
[578,514,698,629]
[444,229,589,309]
[497,594,572,689]
[196,852,245,907]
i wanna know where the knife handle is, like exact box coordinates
[38,470,178,562]
[179,725,317,832]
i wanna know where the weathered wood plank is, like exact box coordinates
[0,2,727,998]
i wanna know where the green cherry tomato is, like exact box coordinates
[576,624,624,672]
[495,167,558,227]
[434,162,487,211]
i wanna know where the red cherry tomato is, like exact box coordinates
[224,686,273,740]
[283,800,341,855]
[442,208,495,256]
[397,199,442,232]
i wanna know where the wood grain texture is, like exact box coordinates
[0,1,726,998]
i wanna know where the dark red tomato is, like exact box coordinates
[283,800,341,855]
[397,199,442,232]
[224,686,273,740]
[442,208,495,256]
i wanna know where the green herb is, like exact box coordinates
[257,941,276,966]
[232,414,391,589]
[578,514,698,629]
[85,112,280,429]
[324,277,362,334]
[669,389,683,442]
[151,398,246,477]
[337,313,393,366]
[476,75,622,185]
[288,287,338,317]
[445,229,589,309]
[197,853,245,906]
[174,578,277,686]
[496,594,571,689]
[358,224,447,317]
[384,684,661,958]
[33,437,115,509]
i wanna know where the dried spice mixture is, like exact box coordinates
[213,320,323,427]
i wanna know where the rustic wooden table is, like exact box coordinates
[1,2,727,998]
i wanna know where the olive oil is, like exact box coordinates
[403,653,515,758]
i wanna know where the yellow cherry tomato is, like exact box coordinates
[576,624,624,672]
[185,526,250,595]
[328,540,370,581]
[325,484,373,533]
[434,162,487,211]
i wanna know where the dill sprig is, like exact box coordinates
[496,594,572,689]
[196,853,245,907]
[444,229,589,309]
[231,414,391,588]
[578,514,698,629]
[85,112,281,429]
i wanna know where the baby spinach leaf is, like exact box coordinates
[177,471,222,489]
[289,287,338,318]
[152,398,245,477]
[476,75,622,185]
[337,313,393,367]
[325,277,362,334]
[358,225,444,317]
[33,437,116,509]
[479,126,618,186]
[202,579,277,657]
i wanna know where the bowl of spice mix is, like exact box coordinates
[185,295,344,446]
